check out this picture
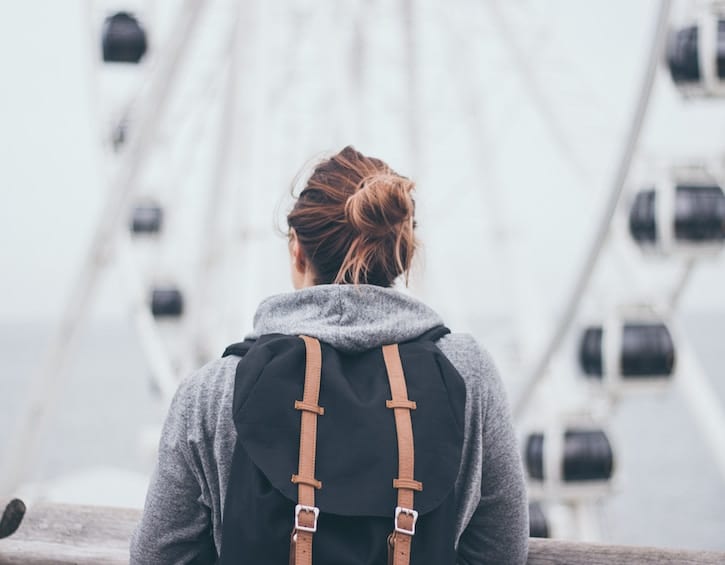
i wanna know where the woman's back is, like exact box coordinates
[130,147,529,564]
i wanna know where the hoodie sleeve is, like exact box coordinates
[457,357,529,564]
[129,373,217,565]
[438,334,529,565]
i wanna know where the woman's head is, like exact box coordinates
[287,146,417,288]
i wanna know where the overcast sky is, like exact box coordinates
[1,0,724,329]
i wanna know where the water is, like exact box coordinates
[1,313,724,550]
[0,320,163,505]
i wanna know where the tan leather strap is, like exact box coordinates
[382,344,422,565]
[290,335,323,565]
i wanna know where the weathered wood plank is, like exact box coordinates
[0,499,139,565]
[528,537,725,565]
[0,542,128,565]
[2,499,725,564]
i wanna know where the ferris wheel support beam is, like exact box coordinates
[116,234,178,406]
[191,6,243,366]
[674,333,725,484]
[513,0,673,421]
[402,0,421,178]
[236,0,269,332]
[666,258,696,311]
[570,501,602,542]
[436,3,528,364]
[666,259,725,484]
[349,0,367,145]
[482,0,590,182]
[0,0,207,498]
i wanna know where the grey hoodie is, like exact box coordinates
[130,285,529,564]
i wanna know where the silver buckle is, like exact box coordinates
[294,504,319,533]
[394,506,418,535]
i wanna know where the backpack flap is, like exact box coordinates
[232,334,466,519]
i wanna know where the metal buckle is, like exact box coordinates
[294,504,319,533]
[394,506,418,535]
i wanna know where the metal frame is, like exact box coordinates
[513,0,674,420]
[0,0,207,498]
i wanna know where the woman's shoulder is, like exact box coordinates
[435,333,499,381]
[434,332,505,410]
[170,356,239,438]
[177,356,238,399]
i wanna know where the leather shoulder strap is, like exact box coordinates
[290,335,324,565]
[382,344,422,565]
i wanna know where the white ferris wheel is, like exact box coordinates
[2,0,725,545]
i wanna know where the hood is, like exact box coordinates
[249,284,443,353]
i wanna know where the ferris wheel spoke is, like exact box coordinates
[513,0,674,421]
[0,0,208,499]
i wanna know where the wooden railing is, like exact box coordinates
[2,498,724,564]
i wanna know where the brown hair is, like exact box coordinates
[287,146,417,287]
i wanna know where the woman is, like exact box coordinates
[131,146,529,564]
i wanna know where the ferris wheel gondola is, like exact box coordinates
[130,202,164,235]
[579,307,676,395]
[666,2,725,96]
[629,166,725,256]
[102,12,148,64]
[667,2,725,96]
[528,501,550,538]
[150,286,184,318]
[524,416,616,501]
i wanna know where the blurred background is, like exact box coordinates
[1,0,725,551]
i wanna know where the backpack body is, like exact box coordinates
[218,327,466,565]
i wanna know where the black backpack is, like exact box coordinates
[218,326,466,565]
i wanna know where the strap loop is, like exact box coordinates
[386,399,417,410]
[291,474,322,489]
[393,478,423,491]
[295,400,325,415]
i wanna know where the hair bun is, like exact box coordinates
[344,173,415,239]
[288,145,418,286]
